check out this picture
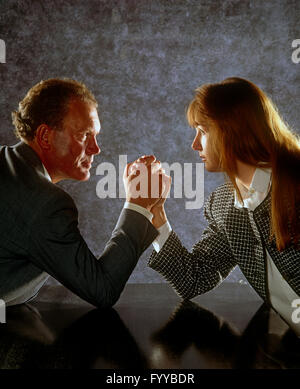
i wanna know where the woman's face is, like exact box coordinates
[191,124,222,172]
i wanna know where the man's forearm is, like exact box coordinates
[89,208,159,307]
[28,197,158,308]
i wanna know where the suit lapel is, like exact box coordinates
[14,141,48,180]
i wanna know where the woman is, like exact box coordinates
[148,77,300,337]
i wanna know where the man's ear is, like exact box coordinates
[35,124,52,150]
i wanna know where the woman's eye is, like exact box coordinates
[196,125,206,135]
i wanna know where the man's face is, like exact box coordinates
[49,99,101,182]
[191,124,221,172]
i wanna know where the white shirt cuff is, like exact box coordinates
[124,201,153,223]
[152,220,172,252]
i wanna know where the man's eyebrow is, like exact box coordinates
[79,128,100,135]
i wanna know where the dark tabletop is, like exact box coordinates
[1,282,300,369]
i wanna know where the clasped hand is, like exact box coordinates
[123,155,171,228]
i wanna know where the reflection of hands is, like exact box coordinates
[150,300,239,368]
[123,155,171,213]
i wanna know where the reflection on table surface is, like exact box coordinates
[1,283,300,369]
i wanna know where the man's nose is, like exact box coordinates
[191,134,202,151]
[87,137,101,155]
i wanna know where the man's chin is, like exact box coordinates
[79,171,91,181]
[71,170,91,181]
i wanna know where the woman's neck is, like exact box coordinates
[235,160,257,190]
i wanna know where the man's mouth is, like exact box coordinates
[82,160,92,169]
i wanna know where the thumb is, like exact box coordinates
[124,162,134,179]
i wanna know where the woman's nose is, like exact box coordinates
[191,134,202,151]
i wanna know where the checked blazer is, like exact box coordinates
[148,182,300,305]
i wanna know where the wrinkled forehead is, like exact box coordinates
[89,104,101,132]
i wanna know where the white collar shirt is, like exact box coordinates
[234,167,300,337]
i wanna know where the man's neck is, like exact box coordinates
[26,140,55,182]
[235,160,256,191]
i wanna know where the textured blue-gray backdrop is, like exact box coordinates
[0,0,299,285]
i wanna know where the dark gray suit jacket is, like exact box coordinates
[0,142,158,307]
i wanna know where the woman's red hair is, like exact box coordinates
[187,77,300,251]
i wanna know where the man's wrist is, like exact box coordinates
[126,198,153,212]
[124,201,153,222]
[151,206,167,228]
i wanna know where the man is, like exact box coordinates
[0,78,168,308]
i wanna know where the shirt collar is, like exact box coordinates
[248,167,272,193]
[15,141,52,182]
[234,167,272,209]
[41,163,52,182]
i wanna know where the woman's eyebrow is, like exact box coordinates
[196,124,206,131]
